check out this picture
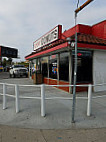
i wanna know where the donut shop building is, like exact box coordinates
[25,20,106,92]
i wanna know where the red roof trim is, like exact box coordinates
[78,43,106,50]
[25,42,68,60]
[26,42,106,60]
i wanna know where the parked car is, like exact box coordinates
[9,65,28,78]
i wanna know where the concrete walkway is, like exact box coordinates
[0,77,106,129]
[0,125,106,142]
[0,72,106,141]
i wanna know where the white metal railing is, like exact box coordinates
[0,83,106,117]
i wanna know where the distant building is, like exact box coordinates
[25,20,106,92]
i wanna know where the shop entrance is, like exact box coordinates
[72,50,92,84]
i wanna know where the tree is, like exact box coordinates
[8,57,12,65]
[2,58,7,67]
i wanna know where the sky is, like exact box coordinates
[0,0,106,62]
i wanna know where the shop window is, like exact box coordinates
[49,54,57,79]
[32,58,41,73]
[41,57,48,77]
[32,59,36,73]
[59,52,69,81]
[72,50,92,83]
[36,58,41,73]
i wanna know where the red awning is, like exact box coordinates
[25,33,106,60]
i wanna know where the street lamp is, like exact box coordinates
[75,0,94,14]
[72,0,94,123]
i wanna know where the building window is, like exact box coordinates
[32,59,41,73]
[36,58,41,73]
[59,52,69,81]
[41,57,48,77]
[72,50,92,83]
[32,59,36,73]
[49,54,57,79]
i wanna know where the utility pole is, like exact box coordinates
[72,0,94,123]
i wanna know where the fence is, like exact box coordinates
[0,83,106,118]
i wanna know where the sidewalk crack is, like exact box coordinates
[40,130,47,142]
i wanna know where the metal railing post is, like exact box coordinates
[3,83,7,109]
[41,84,46,117]
[15,84,20,113]
[87,84,92,116]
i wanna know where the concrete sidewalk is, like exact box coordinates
[0,75,106,129]
[0,72,106,141]
[0,125,106,142]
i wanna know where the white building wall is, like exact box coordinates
[93,50,106,92]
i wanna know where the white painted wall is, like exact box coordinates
[93,50,106,92]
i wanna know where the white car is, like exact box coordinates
[9,65,28,78]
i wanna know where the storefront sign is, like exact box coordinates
[33,25,62,51]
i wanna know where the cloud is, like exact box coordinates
[77,5,106,25]
[0,0,105,61]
